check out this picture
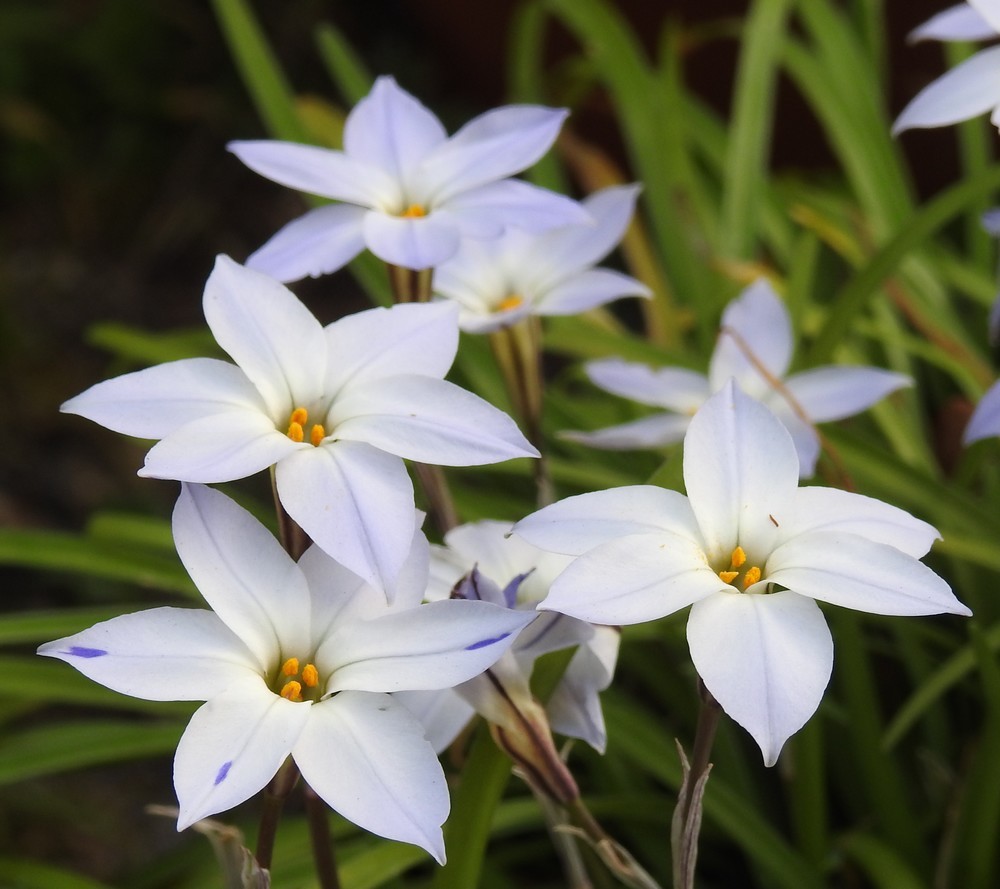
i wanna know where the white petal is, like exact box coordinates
[140,410,301,483]
[228,139,397,207]
[782,366,910,423]
[362,211,460,270]
[393,689,475,754]
[537,268,651,316]
[329,375,538,465]
[970,0,1000,34]
[684,382,799,564]
[540,534,725,625]
[767,405,822,478]
[560,413,691,450]
[708,279,793,396]
[420,106,568,203]
[324,301,459,394]
[964,379,1000,443]
[343,76,447,182]
[174,681,311,830]
[766,531,971,616]
[61,359,267,440]
[173,484,312,664]
[584,359,710,412]
[275,441,417,598]
[688,591,833,767]
[441,179,591,233]
[203,256,327,419]
[893,46,1000,134]
[910,5,997,42]
[294,692,448,862]
[513,485,702,556]
[321,599,534,692]
[780,487,940,557]
[37,607,258,701]
[513,612,593,661]
[246,204,367,283]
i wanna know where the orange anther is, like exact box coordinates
[301,663,319,688]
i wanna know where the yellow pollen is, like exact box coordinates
[290,408,308,425]
[287,408,309,442]
[730,546,747,569]
[718,570,739,583]
[301,663,319,688]
[287,421,304,442]
[310,424,326,447]
[280,680,303,702]
[496,294,524,313]
[742,566,762,590]
[281,657,300,676]
[401,204,427,218]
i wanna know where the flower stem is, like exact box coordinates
[304,782,341,889]
[670,679,722,889]
[386,264,433,303]
[256,758,300,870]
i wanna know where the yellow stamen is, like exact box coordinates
[287,408,308,442]
[718,570,739,583]
[730,546,747,569]
[496,294,524,313]
[310,424,326,447]
[280,680,302,702]
[742,566,762,590]
[290,408,308,425]
[287,421,304,442]
[301,663,319,688]
[401,204,427,218]
[281,657,300,676]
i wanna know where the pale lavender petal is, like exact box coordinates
[343,76,447,182]
[203,256,327,418]
[38,607,258,701]
[708,279,793,396]
[560,413,691,450]
[174,680,311,830]
[683,382,799,565]
[513,485,702,556]
[970,0,1000,34]
[420,106,568,202]
[294,692,448,862]
[537,268,651,316]
[275,441,417,598]
[393,689,475,754]
[172,484,312,663]
[442,179,590,234]
[893,46,1000,134]
[512,612,593,662]
[324,301,459,394]
[766,532,971,616]
[540,534,726,625]
[964,379,1000,443]
[782,366,910,423]
[61,358,266,440]
[362,211,460,270]
[227,139,398,207]
[246,204,367,283]
[910,5,997,42]
[330,375,538,465]
[766,404,822,478]
[583,359,710,412]
[688,591,833,767]
[140,410,301,483]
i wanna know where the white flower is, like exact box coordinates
[562,278,910,477]
[894,1,1000,133]
[228,75,588,279]
[515,382,970,766]
[61,256,538,597]
[431,185,650,333]
[38,485,533,861]
[397,520,619,753]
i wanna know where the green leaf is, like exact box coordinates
[0,857,118,889]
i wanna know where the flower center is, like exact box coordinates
[495,294,525,314]
[717,546,763,591]
[275,656,321,703]
[399,204,427,218]
[286,407,326,447]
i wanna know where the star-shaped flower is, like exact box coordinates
[398,520,619,753]
[431,185,650,333]
[563,278,910,477]
[515,382,970,765]
[894,1,1000,133]
[61,256,537,597]
[39,484,533,861]
[229,75,588,280]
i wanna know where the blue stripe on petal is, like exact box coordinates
[64,646,108,658]
[214,761,233,786]
[465,632,510,651]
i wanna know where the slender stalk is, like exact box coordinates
[256,758,300,869]
[304,783,341,889]
[270,468,311,559]
[387,263,433,303]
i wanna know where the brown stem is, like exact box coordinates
[256,758,300,870]
[387,263,433,303]
[271,467,311,559]
[304,782,341,889]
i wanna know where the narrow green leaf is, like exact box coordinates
[0,858,117,889]
[837,834,928,889]
[314,22,374,105]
